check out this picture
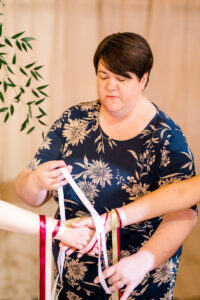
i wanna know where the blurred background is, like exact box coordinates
[0,0,200,299]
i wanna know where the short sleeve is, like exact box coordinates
[158,129,195,185]
[158,128,196,212]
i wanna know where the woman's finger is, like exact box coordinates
[71,217,94,229]
[65,247,76,256]
[109,280,125,293]
[59,242,69,252]
[108,273,121,285]
[94,265,116,283]
[120,283,136,300]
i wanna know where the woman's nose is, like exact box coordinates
[106,78,117,91]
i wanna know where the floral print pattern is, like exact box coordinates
[29,100,196,299]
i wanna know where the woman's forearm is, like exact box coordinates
[15,169,48,207]
[120,175,200,227]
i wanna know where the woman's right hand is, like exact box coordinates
[31,160,72,191]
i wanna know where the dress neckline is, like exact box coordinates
[96,100,159,143]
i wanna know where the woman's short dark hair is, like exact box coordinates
[93,32,153,86]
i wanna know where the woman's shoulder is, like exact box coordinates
[49,100,99,132]
[150,103,188,146]
[152,104,183,133]
[63,100,100,116]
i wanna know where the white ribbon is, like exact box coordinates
[51,187,66,300]
[60,168,110,294]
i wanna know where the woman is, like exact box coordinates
[15,32,197,299]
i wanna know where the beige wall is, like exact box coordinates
[0,1,200,299]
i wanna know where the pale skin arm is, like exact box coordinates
[73,174,200,230]
[119,175,200,226]
[15,160,72,207]
[0,200,94,250]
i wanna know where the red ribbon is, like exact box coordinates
[39,215,46,300]
[117,227,121,298]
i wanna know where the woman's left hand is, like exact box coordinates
[94,250,155,300]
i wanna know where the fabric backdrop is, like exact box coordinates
[0,0,200,299]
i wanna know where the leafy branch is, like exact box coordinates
[0,3,48,137]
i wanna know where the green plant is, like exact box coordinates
[0,1,48,137]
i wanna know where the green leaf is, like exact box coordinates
[39,90,48,97]
[22,42,27,52]
[25,62,36,69]
[10,104,14,115]
[0,52,7,56]
[28,103,32,117]
[38,119,47,126]
[21,37,35,42]
[4,112,9,122]
[39,107,47,115]
[20,67,28,76]
[34,65,43,70]
[42,131,45,139]
[20,117,29,131]
[0,90,4,102]
[5,38,13,47]
[36,114,44,119]
[26,77,32,87]
[16,40,22,51]
[31,70,39,81]
[3,81,7,92]
[27,126,35,134]
[8,77,16,87]
[35,71,43,79]
[0,58,6,64]
[0,43,5,47]
[26,41,32,49]
[35,98,45,105]
[14,92,22,101]
[12,31,25,39]
[12,54,16,64]
[20,87,25,93]
[7,65,15,74]
[37,84,48,90]
[32,89,40,98]
[0,23,2,36]
[0,107,8,112]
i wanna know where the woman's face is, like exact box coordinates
[97,61,147,117]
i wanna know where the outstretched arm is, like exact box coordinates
[117,174,200,226]
[0,200,94,250]
[73,174,200,231]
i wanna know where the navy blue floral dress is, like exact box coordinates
[28,100,196,300]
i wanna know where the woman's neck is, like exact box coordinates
[99,97,157,141]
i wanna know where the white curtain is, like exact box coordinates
[0,0,200,299]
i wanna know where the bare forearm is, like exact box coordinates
[0,200,54,235]
[121,175,200,226]
[138,208,197,270]
[15,169,47,207]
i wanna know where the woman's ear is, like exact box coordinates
[140,72,148,89]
